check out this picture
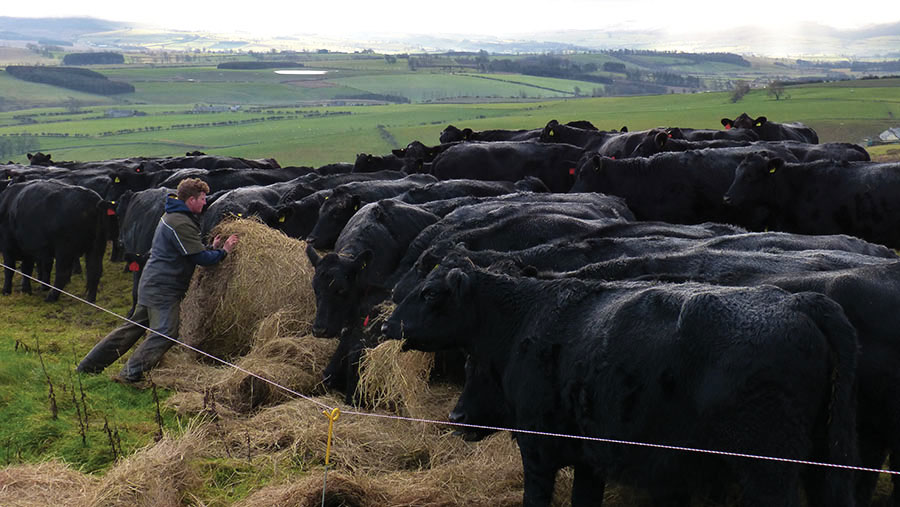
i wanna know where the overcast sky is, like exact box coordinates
[6,1,900,38]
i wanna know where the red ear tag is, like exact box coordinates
[725,124,732,130]
[128,261,140,272]
[668,134,672,138]
[106,208,116,216]
[363,315,370,327]
[568,168,575,175]
[610,156,615,160]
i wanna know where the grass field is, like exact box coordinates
[3,77,898,166]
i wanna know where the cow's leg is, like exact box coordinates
[37,258,52,289]
[519,444,557,507]
[854,435,886,506]
[46,255,74,302]
[19,257,34,294]
[83,252,103,303]
[571,464,606,507]
[2,252,15,295]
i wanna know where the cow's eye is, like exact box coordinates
[421,288,439,302]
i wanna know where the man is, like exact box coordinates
[77,178,238,386]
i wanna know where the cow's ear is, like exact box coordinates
[463,128,473,140]
[767,158,785,174]
[445,268,470,298]
[26,153,33,160]
[721,118,733,128]
[755,116,768,127]
[591,154,603,172]
[276,206,292,224]
[391,148,405,157]
[306,243,322,267]
[654,131,668,148]
[350,194,361,211]
[372,204,385,221]
[620,126,628,133]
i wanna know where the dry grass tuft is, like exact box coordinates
[235,472,387,507]
[0,460,97,507]
[357,340,434,418]
[86,422,211,507]
[179,218,315,360]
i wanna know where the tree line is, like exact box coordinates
[5,66,134,95]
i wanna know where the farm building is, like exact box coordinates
[879,127,900,143]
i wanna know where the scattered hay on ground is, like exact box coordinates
[235,472,387,507]
[85,422,210,507]
[214,335,336,412]
[179,218,315,360]
[0,460,97,507]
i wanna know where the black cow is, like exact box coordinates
[723,152,900,248]
[276,169,409,204]
[438,125,541,143]
[570,146,802,227]
[353,153,405,173]
[429,141,585,192]
[1,180,114,302]
[631,134,869,162]
[158,154,281,170]
[114,187,168,317]
[665,126,761,142]
[540,120,673,159]
[305,174,437,249]
[383,254,858,507]
[549,247,900,506]
[307,199,442,401]
[721,113,819,144]
[200,184,287,239]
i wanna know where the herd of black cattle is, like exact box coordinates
[3,112,900,506]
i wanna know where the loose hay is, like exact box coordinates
[235,472,387,507]
[0,460,97,507]
[180,218,315,360]
[214,335,337,412]
[357,340,434,418]
[86,423,210,507]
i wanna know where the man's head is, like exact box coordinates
[176,178,210,214]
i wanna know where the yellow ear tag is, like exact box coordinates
[361,262,367,270]
[324,196,328,200]
[756,122,762,127]
[237,213,243,217]
[769,167,777,174]
[354,206,358,211]
[549,130,555,137]
[115,177,121,183]
[278,215,285,223]
[431,264,439,272]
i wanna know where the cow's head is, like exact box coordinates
[383,252,476,352]
[723,151,784,208]
[274,192,328,239]
[569,152,612,193]
[307,244,373,337]
[26,152,52,166]
[306,190,361,249]
[629,130,671,158]
[440,125,472,143]
[539,119,561,143]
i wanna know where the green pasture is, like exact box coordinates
[1,78,898,166]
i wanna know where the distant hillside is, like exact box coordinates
[0,17,128,44]
[0,16,898,58]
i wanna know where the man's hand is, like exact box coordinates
[212,235,224,249]
[223,234,239,253]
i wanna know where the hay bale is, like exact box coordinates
[0,460,97,507]
[179,218,315,360]
[86,423,210,507]
[215,335,337,412]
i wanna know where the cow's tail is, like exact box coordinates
[797,291,860,506]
